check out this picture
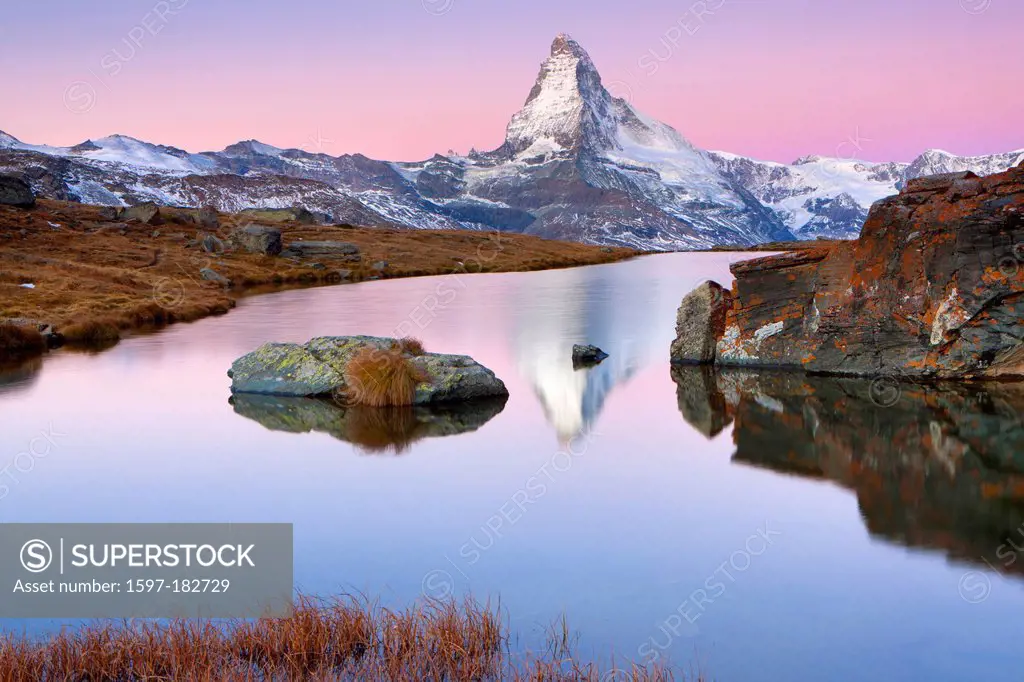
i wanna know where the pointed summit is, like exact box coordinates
[549,32,589,59]
[503,34,619,157]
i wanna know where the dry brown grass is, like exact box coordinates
[60,319,121,349]
[393,336,426,356]
[0,199,635,360]
[344,346,430,407]
[0,596,687,681]
[0,324,45,360]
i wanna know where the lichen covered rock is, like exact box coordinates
[670,280,732,364]
[228,336,509,403]
[673,165,1024,378]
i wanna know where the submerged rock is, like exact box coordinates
[228,335,509,404]
[571,344,608,369]
[230,394,507,454]
[670,164,1024,378]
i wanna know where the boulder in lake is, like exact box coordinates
[228,335,509,405]
[571,344,608,369]
[670,280,732,364]
[0,175,35,208]
[670,165,1024,378]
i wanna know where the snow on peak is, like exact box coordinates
[221,139,285,157]
[503,33,700,162]
[503,34,619,156]
[0,131,21,148]
[69,134,214,174]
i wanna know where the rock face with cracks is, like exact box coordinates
[671,164,1024,378]
[228,336,509,404]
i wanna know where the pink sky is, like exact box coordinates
[0,0,1021,163]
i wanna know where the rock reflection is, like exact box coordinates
[672,368,1024,577]
[230,394,507,455]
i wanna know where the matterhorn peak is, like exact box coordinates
[549,33,588,59]
[502,33,619,157]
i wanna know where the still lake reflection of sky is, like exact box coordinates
[2,252,1023,681]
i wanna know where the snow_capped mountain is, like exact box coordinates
[708,148,1024,239]
[1,33,1021,247]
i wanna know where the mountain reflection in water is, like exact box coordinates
[672,366,1024,578]
[512,265,659,441]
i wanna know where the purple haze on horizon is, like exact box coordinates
[0,0,1021,164]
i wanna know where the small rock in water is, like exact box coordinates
[572,344,608,369]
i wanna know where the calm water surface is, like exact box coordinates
[2,252,1024,681]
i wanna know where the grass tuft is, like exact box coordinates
[61,319,121,349]
[344,347,429,407]
[0,324,46,361]
[392,336,426,356]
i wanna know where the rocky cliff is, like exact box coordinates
[672,164,1024,378]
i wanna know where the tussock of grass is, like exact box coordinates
[0,324,46,361]
[393,336,426,356]
[0,595,685,681]
[344,347,429,407]
[61,319,121,348]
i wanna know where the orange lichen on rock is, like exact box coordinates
[673,165,1024,378]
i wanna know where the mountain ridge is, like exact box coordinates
[1,34,1021,247]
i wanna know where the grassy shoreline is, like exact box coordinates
[0,595,687,681]
[0,200,637,362]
